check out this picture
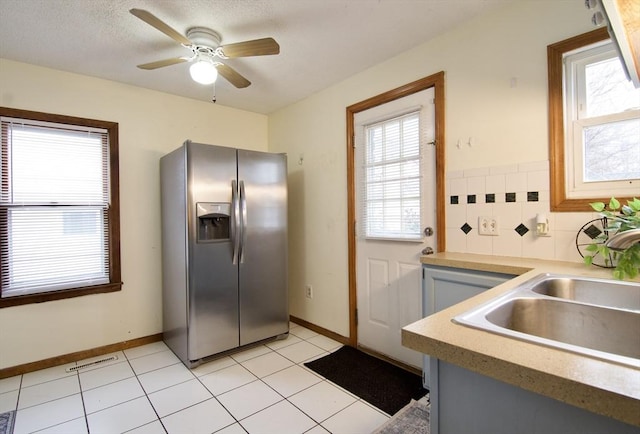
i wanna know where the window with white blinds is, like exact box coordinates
[0,112,119,301]
[360,111,422,240]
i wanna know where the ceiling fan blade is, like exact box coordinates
[219,38,280,58]
[216,64,251,88]
[137,57,188,70]
[130,8,192,46]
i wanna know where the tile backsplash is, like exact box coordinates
[445,161,601,263]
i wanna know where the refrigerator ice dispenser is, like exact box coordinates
[196,202,230,241]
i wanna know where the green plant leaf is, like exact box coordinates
[585,244,599,252]
[609,197,620,210]
[621,205,634,216]
[598,245,610,257]
[628,198,640,212]
[590,201,605,212]
[584,255,593,266]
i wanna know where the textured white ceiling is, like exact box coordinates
[1,0,511,114]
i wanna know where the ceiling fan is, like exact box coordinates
[130,8,280,88]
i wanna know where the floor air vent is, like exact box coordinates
[66,355,119,372]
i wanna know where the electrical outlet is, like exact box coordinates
[305,284,313,299]
[478,216,500,236]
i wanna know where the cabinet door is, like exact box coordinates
[421,265,515,388]
[423,266,515,317]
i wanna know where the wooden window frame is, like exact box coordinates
[548,28,636,211]
[0,107,121,308]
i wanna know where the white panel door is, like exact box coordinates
[355,88,436,369]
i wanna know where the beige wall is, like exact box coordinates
[268,2,596,337]
[0,1,602,368]
[0,59,268,369]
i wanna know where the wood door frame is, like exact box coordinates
[346,71,446,346]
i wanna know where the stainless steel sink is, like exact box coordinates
[453,273,640,367]
[485,298,640,360]
[528,275,640,311]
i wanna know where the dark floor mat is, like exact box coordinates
[304,346,428,415]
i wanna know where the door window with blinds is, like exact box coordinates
[0,108,121,306]
[360,111,423,240]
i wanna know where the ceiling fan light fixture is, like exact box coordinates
[130,10,279,90]
[189,57,218,85]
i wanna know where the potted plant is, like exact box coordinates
[584,197,640,280]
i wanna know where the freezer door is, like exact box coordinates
[187,142,240,360]
[237,150,289,345]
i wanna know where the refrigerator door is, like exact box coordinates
[187,142,240,360]
[237,150,289,345]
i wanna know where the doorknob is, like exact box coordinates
[424,227,434,236]
[421,246,434,255]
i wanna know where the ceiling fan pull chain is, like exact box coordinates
[212,82,217,103]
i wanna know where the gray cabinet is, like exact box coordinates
[422,265,515,387]
[422,265,638,434]
[432,360,638,434]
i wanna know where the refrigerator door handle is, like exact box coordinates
[231,180,241,264]
[239,180,248,263]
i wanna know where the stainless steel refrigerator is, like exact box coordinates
[160,141,288,367]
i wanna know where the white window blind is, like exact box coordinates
[360,111,422,240]
[0,118,111,297]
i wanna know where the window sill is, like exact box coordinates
[0,282,123,308]
[550,194,637,213]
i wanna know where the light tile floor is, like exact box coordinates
[0,323,390,434]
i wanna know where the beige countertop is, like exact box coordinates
[402,252,640,427]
